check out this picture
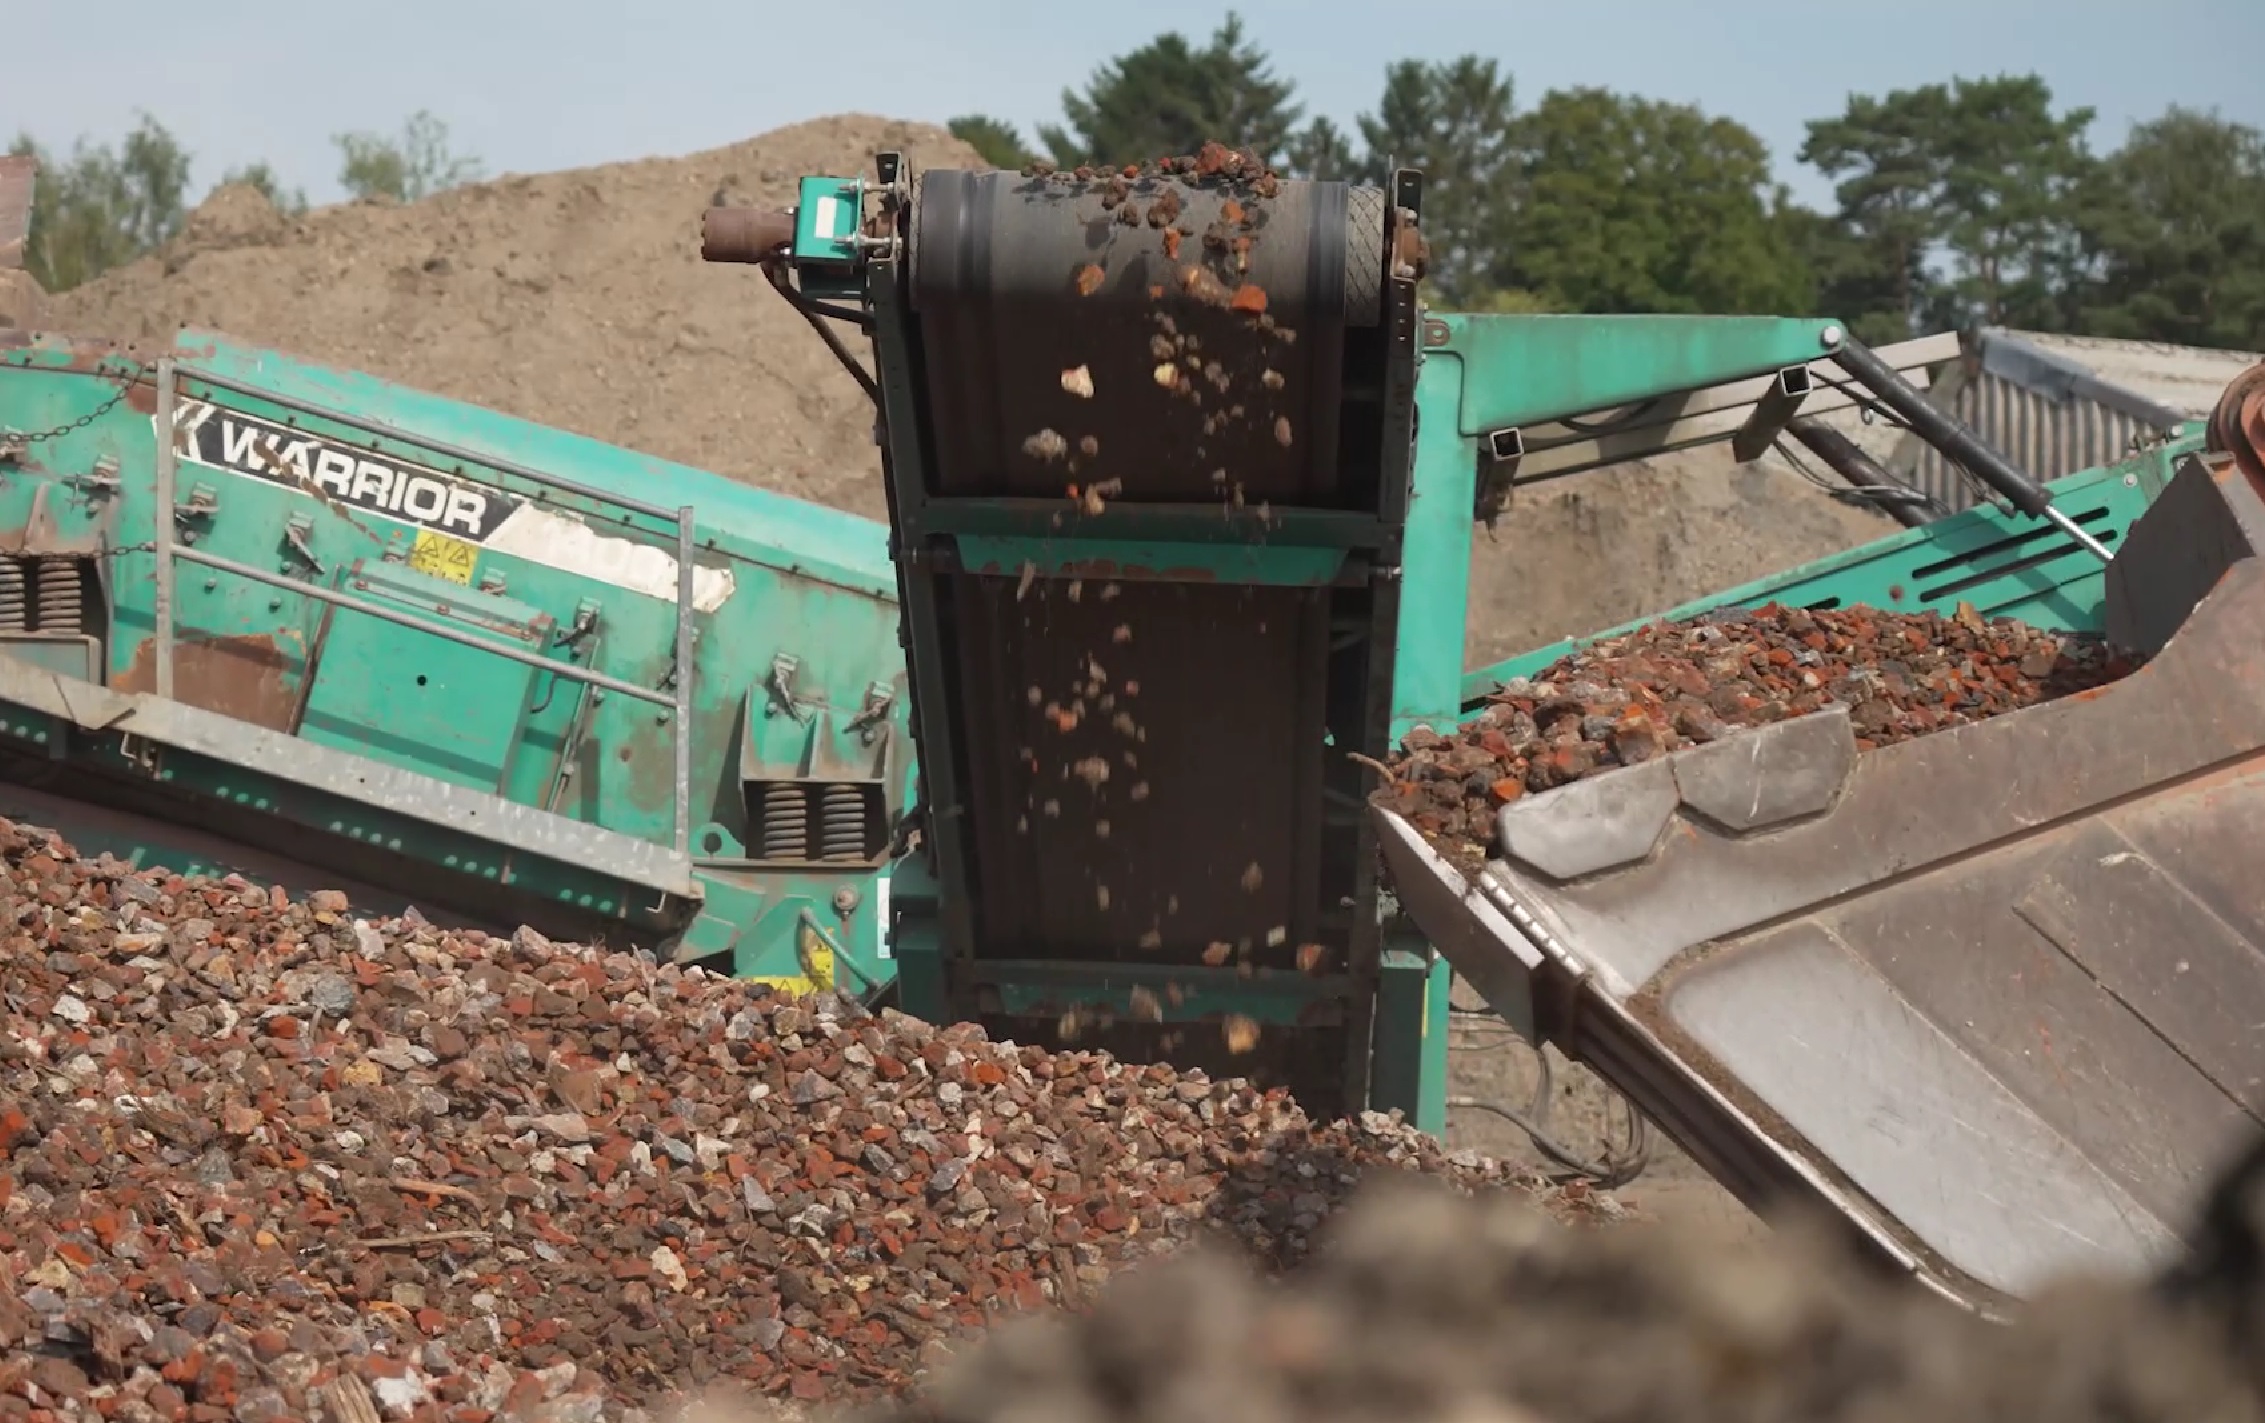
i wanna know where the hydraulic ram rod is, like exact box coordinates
[1830,337,2113,562]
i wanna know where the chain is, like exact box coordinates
[3,359,148,449]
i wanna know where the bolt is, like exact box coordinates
[832,885,860,917]
[1820,324,1844,349]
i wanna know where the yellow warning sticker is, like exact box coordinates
[750,917,839,998]
[408,529,478,586]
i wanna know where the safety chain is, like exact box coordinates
[1,358,148,449]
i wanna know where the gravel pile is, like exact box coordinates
[0,816,1616,1422]
[859,1157,2265,1423]
[1383,601,2139,857]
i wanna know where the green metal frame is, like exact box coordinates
[0,331,917,990]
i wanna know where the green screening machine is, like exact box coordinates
[3,146,2262,1313]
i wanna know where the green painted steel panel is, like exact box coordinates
[954,535,1349,586]
[166,332,898,597]
[793,177,865,267]
[1390,353,1481,741]
[1437,313,1848,433]
[0,331,915,979]
[297,563,552,791]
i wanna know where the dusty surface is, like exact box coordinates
[1442,988,1757,1239]
[0,816,1619,1421]
[847,1155,2265,1423]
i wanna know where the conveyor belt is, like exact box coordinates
[910,167,1387,505]
[874,158,1420,1116]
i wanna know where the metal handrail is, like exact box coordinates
[151,357,698,857]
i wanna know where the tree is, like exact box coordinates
[2073,107,2265,350]
[1284,116,1360,181]
[218,161,308,216]
[948,116,1034,170]
[1931,76,2095,329]
[1038,14,1302,168]
[1354,57,1517,306]
[334,111,483,204]
[1800,85,1953,341]
[1801,76,2093,337]
[7,112,191,292]
[1495,89,1813,317]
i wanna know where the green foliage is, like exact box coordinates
[1800,86,1952,341]
[949,116,1035,171]
[1284,117,1360,182]
[8,113,191,292]
[1801,77,2096,337]
[2073,107,2265,350]
[1931,76,2096,329]
[1039,13,1302,168]
[334,111,483,204]
[219,162,309,217]
[1356,58,1515,306]
[1496,89,1813,317]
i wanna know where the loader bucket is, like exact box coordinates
[1377,446,2265,1309]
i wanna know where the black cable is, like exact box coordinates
[1445,1007,1654,1189]
[1771,435,1951,520]
[1812,367,1996,511]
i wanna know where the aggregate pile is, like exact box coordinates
[0,817,1615,1423]
[1382,601,2140,858]
[856,1162,2265,1423]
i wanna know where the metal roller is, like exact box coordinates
[909,168,1390,506]
[2207,358,2265,489]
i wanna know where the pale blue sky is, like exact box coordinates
[13,1,2263,210]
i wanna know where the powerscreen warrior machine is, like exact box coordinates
[709,150,2265,1312]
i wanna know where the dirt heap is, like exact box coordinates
[1464,455,1898,668]
[0,815,1614,1422]
[50,115,989,520]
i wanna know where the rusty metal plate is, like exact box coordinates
[1377,450,2265,1309]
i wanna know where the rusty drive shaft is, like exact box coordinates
[701,206,796,265]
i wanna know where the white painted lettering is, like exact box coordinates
[313,449,357,497]
[221,419,262,467]
[401,478,448,523]
[443,488,487,536]
[353,460,393,505]
[186,409,513,546]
